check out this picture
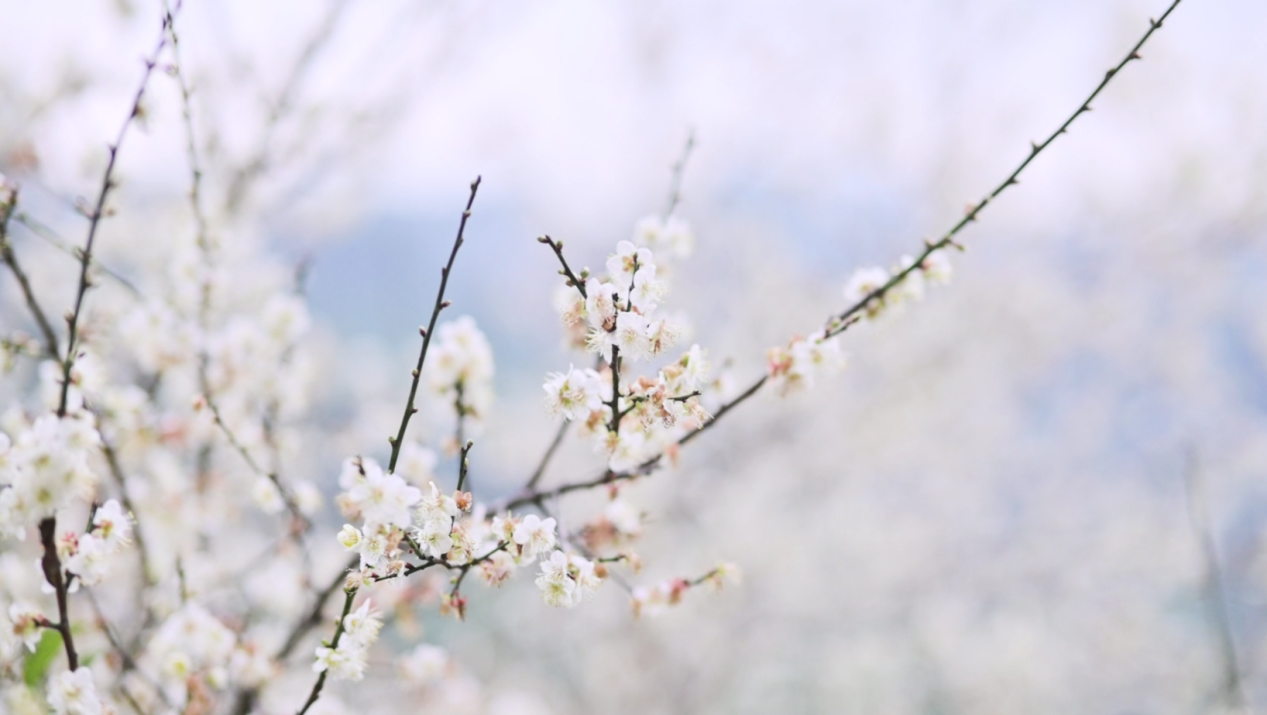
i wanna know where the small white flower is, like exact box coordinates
[399,644,449,686]
[251,477,285,515]
[842,266,891,318]
[921,248,953,284]
[337,524,363,550]
[342,599,382,647]
[7,602,43,652]
[542,365,603,420]
[47,667,102,715]
[512,515,556,560]
[535,551,578,608]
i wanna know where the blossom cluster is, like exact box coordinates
[314,600,383,682]
[0,415,101,538]
[545,228,717,472]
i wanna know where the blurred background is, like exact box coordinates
[2,0,1266,713]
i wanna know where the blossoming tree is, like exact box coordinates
[0,1,1187,713]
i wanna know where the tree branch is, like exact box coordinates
[387,177,481,473]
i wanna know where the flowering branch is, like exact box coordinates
[295,588,357,715]
[505,0,1186,514]
[525,421,570,491]
[387,177,481,473]
[823,0,1185,338]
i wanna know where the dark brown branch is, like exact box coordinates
[387,177,481,473]
[57,7,176,417]
[536,235,588,299]
[39,517,78,670]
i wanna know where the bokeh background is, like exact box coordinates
[2,0,1266,713]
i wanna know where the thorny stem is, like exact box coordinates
[57,4,176,418]
[0,193,61,358]
[387,177,481,474]
[296,588,358,715]
[538,235,588,299]
[506,0,1185,514]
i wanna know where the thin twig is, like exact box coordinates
[57,5,176,417]
[98,435,154,585]
[0,194,61,358]
[537,235,588,299]
[295,588,357,715]
[823,0,1185,338]
[387,177,481,473]
[1183,450,1250,713]
[202,395,308,528]
[525,420,570,491]
[663,129,695,219]
[12,213,142,297]
[224,0,351,215]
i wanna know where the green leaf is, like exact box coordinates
[23,629,62,687]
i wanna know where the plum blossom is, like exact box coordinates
[46,668,102,715]
[345,459,421,530]
[543,365,603,420]
[512,514,557,561]
[399,644,450,686]
[535,550,603,608]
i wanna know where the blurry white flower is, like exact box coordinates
[46,668,101,715]
[542,365,603,420]
[398,643,449,686]
[512,515,556,560]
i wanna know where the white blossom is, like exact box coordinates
[399,644,449,686]
[512,515,556,561]
[542,365,603,420]
[46,668,101,715]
